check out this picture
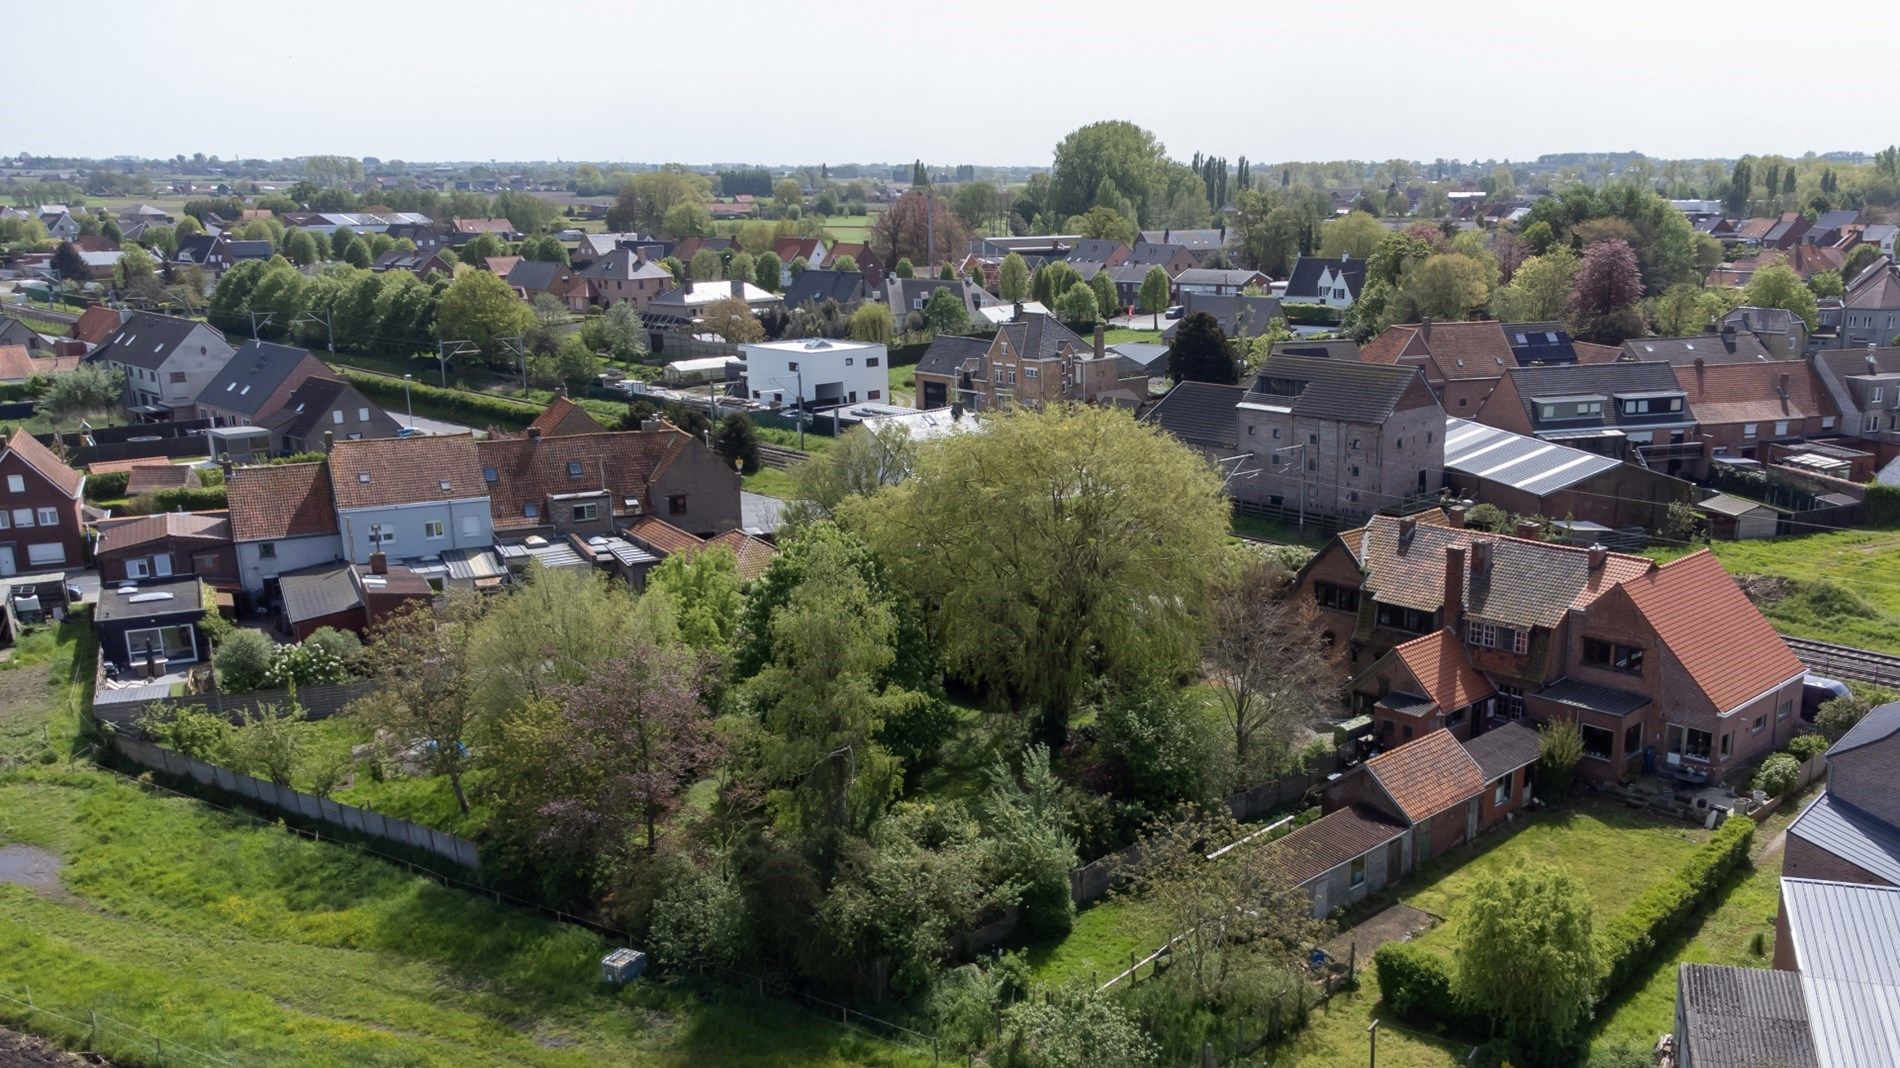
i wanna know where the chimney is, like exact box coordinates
[1013,300,1023,321]
[1587,544,1607,571]
[1471,537,1493,574]
[369,550,388,575]
[527,426,543,442]
[323,430,334,453]
[1219,225,1227,242]
[1093,324,1105,360]
[1720,320,1736,339]
[1515,520,1542,540]
[1443,545,1466,631]
[1446,504,1466,529]
[1163,228,1171,243]
[1419,316,1432,344]
[1341,251,1351,263]
[1694,355,1705,375]
[1779,371,1791,398]
[642,416,663,433]
[1398,515,1417,538]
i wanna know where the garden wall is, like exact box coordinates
[107,732,480,869]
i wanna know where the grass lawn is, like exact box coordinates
[1258,799,1710,1066]
[0,616,927,1067]
[3,312,73,337]
[887,363,916,405]
[1022,895,1170,990]
[1650,530,1900,651]
[1586,792,1811,1054]
[741,466,798,498]
[1102,327,1164,345]
[1232,512,1332,548]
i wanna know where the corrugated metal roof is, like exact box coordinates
[1801,973,1900,1068]
[1786,793,1900,887]
[1677,964,1817,1068]
[498,539,587,570]
[1444,417,1621,496]
[1783,878,1900,984]
[1535,677,1651,718]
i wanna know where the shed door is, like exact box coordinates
[1465,797,1480,841]
[0,546,13,577]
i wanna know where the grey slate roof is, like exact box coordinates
[1829,699,1900,756]
[1113,342,1171,373]
[1271,339,1362,360]
[1460,721,1541,780]
[1245,354,1427,425]
[1064,238,1124,265]
[1142,381,1244,451]
[997,314,1087,361]
[89,311,210,371]
[1125,241,1187,267]
[1139,228,1229,252]
[913,335,990,378]
[196,341,317,418]
[1161,293,1286,341]
[1443,416,1623,495]
[1676,964,1817,1068]
[1175,267,1266,287]
[1500,361,1690,428]
[1534,677,1651,718]
[1786,791,1900,886]
[258,377,358,441]
[1283,255,1366,300]
[506,259,568,290]
[279,562,361,624]
[1621,331,1781,365]
[781,269,867,309]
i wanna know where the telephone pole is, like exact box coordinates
[290,309,334,354]
[247,309,272,341]
[436,340,479,388]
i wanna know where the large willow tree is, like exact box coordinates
[846,404,1229,744]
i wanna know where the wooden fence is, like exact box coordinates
[107,732,479,869]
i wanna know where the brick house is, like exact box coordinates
[1305,510,1804,783]
[93,511,238,586]
[193,340,335,428]
[476,422,742,541]
[508,259,597,312]
[1675,359,1839,460]
[226,461,344,603]
[909,316,1150,412]
[573,249,672,311]
[0,428,86,575]
[1282,722,1539,916]
[1784,702,1900,888]
[1472,361,1703,477]
[1813,346,1900,443]
[1361,320,1522,416]
[1231,355,1445,524]
[825,242,886,290]
[257,378,403,454]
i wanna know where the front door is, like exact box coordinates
[0,546,14,577]
[1465,797,1480,842]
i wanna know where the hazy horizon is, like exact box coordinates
[10,0,1896,167]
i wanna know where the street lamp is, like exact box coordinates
[402,374,414,431]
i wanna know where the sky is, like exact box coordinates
[12,0,1900,167]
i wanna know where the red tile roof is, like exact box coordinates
[125,463,198,495]
[69,306,122,345]
[226,462,337,541]
[624,515,704,556]
[329,434,486,510]
[476,428,691,531]
[527,396,604,438]
[451,217,515,234]
[1618,550,1804,713]
[4,428,82,498]
[1572,341,1622,364]
[1390,629,1495,712]
[706,529,778,582]
[95,510,230,555]
[1677,362,1835,427]
[1270,805,1408,886]
[1360,325,1417,365]
[1365,729,1486,823]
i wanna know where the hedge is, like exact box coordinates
[335,368,540,429]
[1867,482,1900,528]
[1373,814,1756,1033]
[1280,303,1341,326]
[85,469,129,501]
[130,486,228,514]
[1594,815,1753,1000]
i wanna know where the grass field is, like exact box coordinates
[740,466,798,498]
[1102,328,1164,345]
[1650,529,1900,651]
[0,616,927,1067]
[1261,799,1710,1066]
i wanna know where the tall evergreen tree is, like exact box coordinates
[1165,311,1237,384]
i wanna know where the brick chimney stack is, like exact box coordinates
[1444,545,1466,631]
[369,550,388,575]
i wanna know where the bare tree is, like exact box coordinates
[1203,559,1341,786]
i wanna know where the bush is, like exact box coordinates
[1785,733,1829,762]
[1097,684,1227,811]
[1866,482,1900,528]
[1373,942,1478,1028]
[85,470,129,501]
[213,628,275,692]
[1752,753,1800,796]
[303,627,366,677]
[1464,502,1509,532]
[131,486,227,514]
[1537,719,1583,801]
[336,367,541,429]
[1596,815,1753,1001]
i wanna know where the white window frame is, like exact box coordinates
[36,507,57,527]
[423,520,445,539]
[127,558,151,578]
[4,475,21,493]
[26,542,64,566]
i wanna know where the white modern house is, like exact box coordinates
[740,338,890,408]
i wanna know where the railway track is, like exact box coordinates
[757,443,810,470]
[1780,635,1900,687]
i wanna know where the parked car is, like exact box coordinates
[1802,673,1851,719]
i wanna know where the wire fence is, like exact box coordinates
[0,985,241,1068]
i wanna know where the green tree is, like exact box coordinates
[786,423,918,530]
[689,248,722,281]
[938,262,957,281]
[831,254,859,274]
[660,255,686,285]
[342,237,372,269]
[519,234,569,264]
[1398,252,1491,321]
[50,241,89,282]
[360,595,488,813]
[1066,205,1140,246]
[893,257,914,279]
[283,229,323,266]
[662,200,712,239]
[1453,864,1600,1059]
[1492,246,1579,322]
[772,178,804,218]
[1808,269,1844,301]
[1031,261,1082,309]
[848,302,894,345]
[212,627,275,691]
[1740,262,1819,330]
[754,250,782,292]
[1137,265,1172,327]
[645,544,745,652]
[1049,120,1169,225]
[711,410,761,474]
[1317,210,1386,259]
[113,243,157,289]
[922,285,970,336]
[1166,310,1237,384]
[701,296,763,343]
[437,267,534,356]
[328,227,356,260]
[1537,718,1584,801]
[979,745,1077,936]
[997,251,1031,302]
[1001,986,1157,1068]
[1089,270,1118,319]
[1057,280,1100,326]
[847,406,1230,743]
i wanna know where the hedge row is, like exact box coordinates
[1867,482,1900,528]
[1373,814,1756,1032]
[335,368,540,429]
[1280,303,1341,325]
[1595,812,1753,999]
